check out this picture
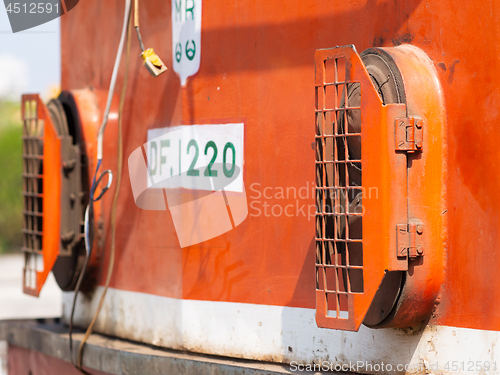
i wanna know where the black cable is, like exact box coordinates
[69,160,112,372]
[135,26,145,52]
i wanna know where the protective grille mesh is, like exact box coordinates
[315,57,364,320]
[22,99,44,291]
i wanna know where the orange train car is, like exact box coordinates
[2,0,500,374]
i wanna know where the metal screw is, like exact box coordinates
[415,141,423,149]
[417,246,424,255]
[415,120,422,129]
[416,225,423,234]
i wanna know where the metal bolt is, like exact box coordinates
[61,230,75,242]
[416,225,423,234]
[415,141,423,149]
[399,120,405,128]
[415,120,422,129]
[417,246,424,255]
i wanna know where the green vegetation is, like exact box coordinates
[0,100,22,253]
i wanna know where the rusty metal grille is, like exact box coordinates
[22,99,44,291]
[315,56,364,320]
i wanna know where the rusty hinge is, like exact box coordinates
[395,117,423,152]
[397,222,424,259]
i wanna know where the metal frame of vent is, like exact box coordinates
[315,46,408,331]
[22,94,87,296]
[22,94,62,296]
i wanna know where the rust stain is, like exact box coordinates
[447,59,460,84]
[373,36,385,47]
[391,32,414,46]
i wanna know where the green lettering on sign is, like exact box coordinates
[149,141,158,175]
[223,142,236,177]
[185,40,196,61]
[204,141,218,177]
[175,0,182,22]
[187,139,200,176]
[160,139,170,175]
[175,43,182,62]
[185,0,194,20]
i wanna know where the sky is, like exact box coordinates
[0,5,60,100]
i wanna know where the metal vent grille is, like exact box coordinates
[22,99,44,292]
[315,55,364,322]
[21,94,62,296]
[315,46,411,331]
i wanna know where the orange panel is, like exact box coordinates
[69,89,119,284]
[380,45,447,328]
[59,0,500,332]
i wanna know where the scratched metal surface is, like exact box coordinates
[0,320,334,375]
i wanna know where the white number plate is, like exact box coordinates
[146,123,244,193]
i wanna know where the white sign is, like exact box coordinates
[171,0,202,85]
[146,123,244,193]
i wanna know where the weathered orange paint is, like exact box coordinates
[69,89,119,280]
[58,0,500,332]
[380,45,447,328]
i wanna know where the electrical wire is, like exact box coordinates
[75,6,132,374]
[68,0,132,372]
[134,0,167,77]
[96,0,132,161]
[68,205,90,363]
[69,161,112,369]
[134,0,145,52]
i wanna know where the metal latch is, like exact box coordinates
[397,223,424,259]
[395,117,423,152]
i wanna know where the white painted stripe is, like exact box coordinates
[63,288,500,374]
